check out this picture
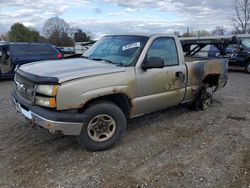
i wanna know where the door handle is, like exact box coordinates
[175,71,185,81]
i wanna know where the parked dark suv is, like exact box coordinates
[0,42,63,78]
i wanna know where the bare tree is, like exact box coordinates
[211,27,226,36]
[232,0,250,34]
[43,17,70,37]
[43,17,73,46]
[0,33,8,41]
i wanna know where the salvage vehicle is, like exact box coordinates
[12,34,228,151]
[181,35,250,73]
[207,35,250,73]
[0,42,62,79]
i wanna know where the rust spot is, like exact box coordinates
[130,100,136,116]
[78,102,85,109]
[113,88,126,94]
[45,122,53,129]
[113,88,119,93]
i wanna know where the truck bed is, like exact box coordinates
[182,57,228,103]
[185,56,220,62]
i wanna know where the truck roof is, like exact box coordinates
[105,33,177,38]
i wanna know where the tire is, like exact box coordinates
[77,101,127,151]
[245,63,250,74]
[200,92,212,111]
[192,86,212,111]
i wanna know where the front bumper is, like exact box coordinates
[12,91,85,135]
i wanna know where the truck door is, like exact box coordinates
[135,37,187,115]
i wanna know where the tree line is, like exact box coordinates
[0,17,92,47]
[1,0,250,44]
[0,18,230,44]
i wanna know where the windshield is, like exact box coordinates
[83,35,149,66]
[241,38,250,49]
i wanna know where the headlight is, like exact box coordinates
[35,96,56,108]
[36,85,59,96]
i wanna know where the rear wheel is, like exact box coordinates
[192,86,213,111]
[245,63,250,74]
[200,92,212,110]
[77,101,126,151]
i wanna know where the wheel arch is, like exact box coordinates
[202,73,220,87]
[79,93,133,119]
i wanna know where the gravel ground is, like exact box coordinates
[0,71,250,188]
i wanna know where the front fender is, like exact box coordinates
[79,86,132,107]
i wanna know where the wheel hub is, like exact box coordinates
[87,114,116,142]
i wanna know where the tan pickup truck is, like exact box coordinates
[12,34,228,151]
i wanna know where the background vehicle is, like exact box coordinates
[206,35,250,73]
[13,34,228,151]
[0,42,62,78]
[56,46,75,58]
[75,41,96,56]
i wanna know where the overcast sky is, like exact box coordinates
[0,0,234,38]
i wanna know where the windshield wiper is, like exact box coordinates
[91,58,113,64]
[89,58,124,67]
[82,56,90,59]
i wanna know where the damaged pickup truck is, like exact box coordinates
[12,34,228,151]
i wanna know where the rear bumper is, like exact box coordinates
[12,91,85,135]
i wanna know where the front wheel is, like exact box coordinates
[77,101,127,151]
[245,63,250,74]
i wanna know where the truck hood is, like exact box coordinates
[18,58,126,83]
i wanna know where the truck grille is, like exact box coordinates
[14,73,36,103]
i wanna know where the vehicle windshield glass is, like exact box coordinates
[241,38,250,49]
[83,36,149,66]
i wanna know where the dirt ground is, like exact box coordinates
[0,71,250,188]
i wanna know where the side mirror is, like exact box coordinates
[142,57,164,70]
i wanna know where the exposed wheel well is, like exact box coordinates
[202,74,220,87]
[79,94,132,118]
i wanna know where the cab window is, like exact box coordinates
[147,38,179,66]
